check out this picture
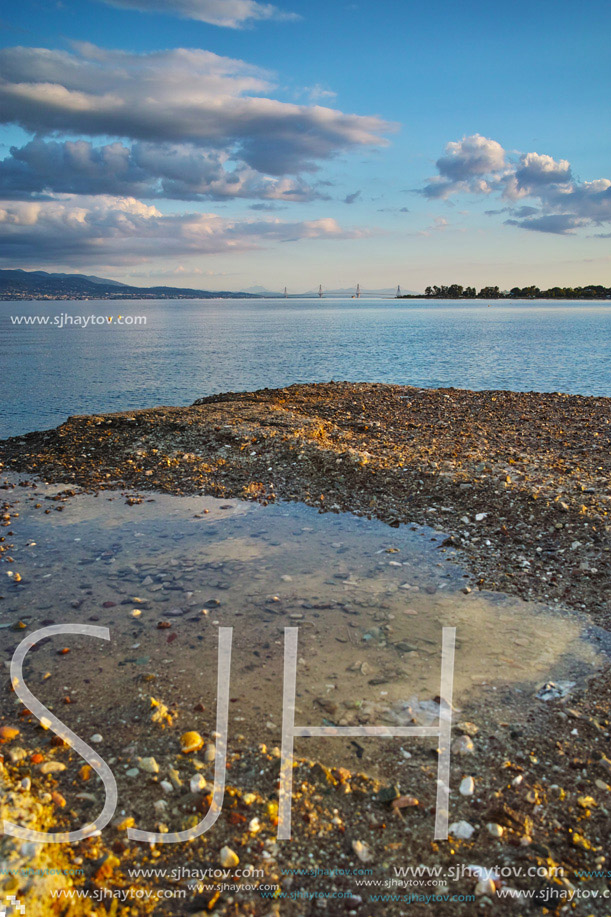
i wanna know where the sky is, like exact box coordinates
[0,0,610,292]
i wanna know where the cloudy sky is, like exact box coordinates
[1,0,610,291]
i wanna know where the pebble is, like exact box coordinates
[0,726,20,742]
[126,768,139,777]
[180,731,204,754]
[220,846,239,868]
[139,756,159,774]
[168,767,183,789]
[39,762,66,775]
[391,795,419,810]
[448,820,475,839]
[9,748,27,763]
[352,840,374,863]
[204,742,216,763]
[190,773,207,793]
[90,734,103,744]
[459,776,475,796]
[452,735,475,755]
[475,877,496,896]
[487,822,504,837]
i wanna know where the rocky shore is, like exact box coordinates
[2,382,609,622]
[1,382,610,915]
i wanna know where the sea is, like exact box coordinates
[1,297,609,439]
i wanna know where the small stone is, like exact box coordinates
[452,735,475,755]
[190,773,207,793]
[204,742,216,763]
[0,726,20,742]
[457,721,479,737]
[139,756,159,774]
[475,877,496,896]
[168,767,183,789]
[113,815,136,831]
[475,513,488,522]
[391,795,419,810]
[160,780,173,793]
[126,768,140,777]
[449,820,475,839]
[20,777,31,791]
[352,840,374,863]
[9,747,27,763]
[180,731,204,754]
[90,734,103,744]
[220,846,239,869]
[248,817,261,833]
[39,761,66,775]
[460,776,475,796]
[487,822,504,837]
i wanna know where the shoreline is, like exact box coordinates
[2,381,609,624]
[1,382,610,914]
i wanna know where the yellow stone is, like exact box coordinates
[180,731,204,754]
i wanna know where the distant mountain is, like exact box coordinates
[0,269,259,300]
[6,268,127,287]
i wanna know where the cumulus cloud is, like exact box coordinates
[0,137,327,202]
[0,195,366,266]
[419,134,611,234]
[99,0,298,28]
[421,134,506,199]
[0,44,392,177]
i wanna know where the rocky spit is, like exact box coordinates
[0,382,610,915]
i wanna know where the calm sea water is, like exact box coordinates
[1,298,609,438]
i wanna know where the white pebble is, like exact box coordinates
[459,776,475,796]
[449,820,475,839]
[190,773,207,793]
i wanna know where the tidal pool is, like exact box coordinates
[1,476,608,780]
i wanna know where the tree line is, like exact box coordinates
[398,284,611,300]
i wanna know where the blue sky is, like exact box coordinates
[1,0,610,291]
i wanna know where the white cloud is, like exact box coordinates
[100,0,299,28]
[421,134,506,199]
[419,134,611,234]
[0,137,328,202]
[0,195,367,266]
[0,44,392,176]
